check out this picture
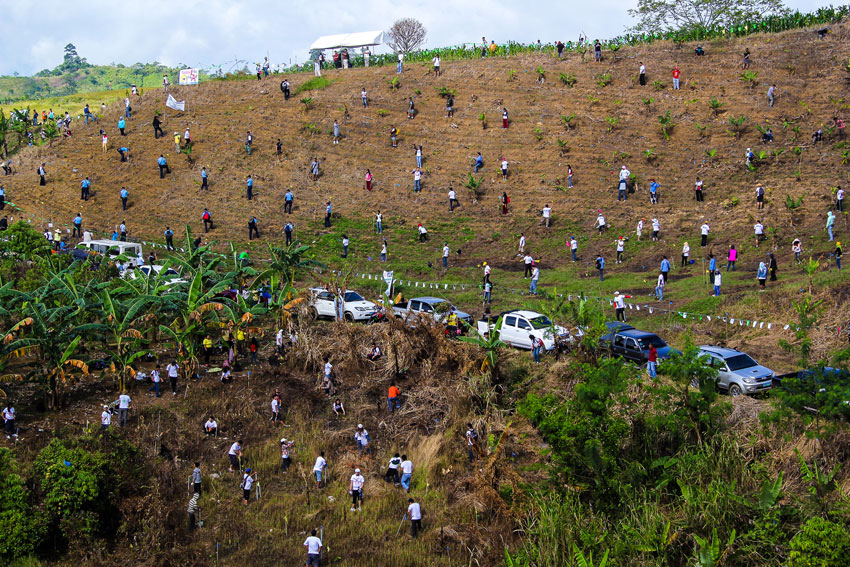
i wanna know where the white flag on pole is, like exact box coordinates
[166,94,186,111]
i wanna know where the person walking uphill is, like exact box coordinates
[157,155,170,178]
[304,529,322,567]
[246,175,254,200]
[152,115,164,139]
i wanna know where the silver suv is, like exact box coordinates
[697,345,775,396]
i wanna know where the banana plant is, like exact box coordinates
[100,291,157,393]
[459,316,506,383]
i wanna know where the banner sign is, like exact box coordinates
[178,68,199,85]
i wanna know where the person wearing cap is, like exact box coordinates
[615,236,625,263]
[101,405,112,430]
[173,132,181,153]
[483,262,491,278]
[613,291,632,322]
[595,211,606,234]
[836,241,843,270]
[349,467,365,511]
[280,438,295,472]
[354,424,370,455]
[241,468,256,504]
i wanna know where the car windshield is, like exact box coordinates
[528,316,553,330]
[725,353,758,371]
[343,291,364,302]
[637,335,667,349]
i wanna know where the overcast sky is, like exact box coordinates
[0,0,828,76]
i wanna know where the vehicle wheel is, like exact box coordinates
[729,384,743,397]
[308,307,319,321]
[344,312,354,322]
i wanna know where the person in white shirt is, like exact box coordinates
[613,291,631,322]
[280,437,295,472]
[619,165,631,181]
[322,357,334,395]
[500,157,508,180]
[204,416,218,436]
[595,212,607,234]
[275,329,284,355]
[483,263,491,278]
[361,88,368,108]
[754,220,765,248]
[166,361,179,396]
[148,365,162,397]
[354,424,370,455]
[540,204,552,228]
[655,273,665,300]
[700,222,710,246]
[313,451,327,487]
[681,242,690,267]
[615,237,625,263]
[400,455,414,492]
[2,404,15,438]
[228,440,243,471]
[349,468,365,511]
[407,498,423,537]
[638,62,647,85]
[271,396,281,423]
[523,254,534,278]
[412,168,422,192]
[241,468,256,504]
[432,55,441,76]
[714,271,722,296]
[636,218,644,241]
[530,265,540,295]
[417,223,428,242]
[442,243,450,268]
[397,52,404,73]
[651,218,661,241]
[518,233,526,255]
[304,529,322,565]
[448,188,459,212]
[837,186,845,212]
[101,405,111,430]
[117,392,131,427]
[569,236,578,262]
[385,453,402,484]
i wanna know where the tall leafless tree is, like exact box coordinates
[386,18,427,54]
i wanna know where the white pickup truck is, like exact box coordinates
[308,287,378,322]
[476,309,572,350]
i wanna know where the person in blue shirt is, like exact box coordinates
[111,230,119,241]
[80,177,91,201]
[596,255,605,281]
[201,167,208,190]
[284,189,294,214]
[84,104,96,125]
[649,178,660,204]
[164,226,174,250]
[118,117,126,135]
[324,202,332,228]
[660,256,671,284]
[708,253,717,280]
[117,146,129,162]
[157,155,170,178]
[120,187,129,210]
[0,186,5,210]
[72,213,83,237]
[473,152,483,173]
[757,261,768,290]
[246,175,254,200]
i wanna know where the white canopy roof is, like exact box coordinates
[310,31,385,50]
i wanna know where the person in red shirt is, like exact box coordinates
[648,344,658,379]
[672,66,681,90]
[388,384,401,413]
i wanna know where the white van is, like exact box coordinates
[74,239,145,266]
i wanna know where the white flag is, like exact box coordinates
[166,94,185,111]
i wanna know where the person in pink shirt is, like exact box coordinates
[365,169,372,191]
[727,244,738,271]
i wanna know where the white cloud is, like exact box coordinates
[0,0,830,75]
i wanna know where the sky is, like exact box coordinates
[0,0,829,76]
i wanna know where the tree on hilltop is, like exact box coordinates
[387,18,427,53]
[628,0,789,33]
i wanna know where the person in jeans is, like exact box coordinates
[387,384,401,412]
[400,455,413,492]
[647,344,658,379]
[117,392,131,426]
[727,245,738,271]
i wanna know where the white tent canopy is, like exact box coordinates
[310,31,385,51]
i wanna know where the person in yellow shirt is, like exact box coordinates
[174,132,181,153]
[202,335,213,365]
[446,310,459,337]
[236,328,246,355]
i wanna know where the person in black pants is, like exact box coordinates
[38,163,46,186]
[164,227,174,250]
[284,222,293,246]
[248,216,259,240]
[202,209,213,233]
[152,115,164,139]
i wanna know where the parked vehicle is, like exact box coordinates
[599,322,676,364]
[74,239,145,266]
[392,297,472,326]
[476,310,571,350]
[308,287,378,322]
[697,345,775,396]
[121,264,186,286]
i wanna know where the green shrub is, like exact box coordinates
[294,76,331,95]
[788,517,850,567]
[0,449,46,561]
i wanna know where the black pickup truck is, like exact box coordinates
[599,322,677,365]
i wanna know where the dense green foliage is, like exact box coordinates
[0,449,45,560]
[788,517,850,567]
